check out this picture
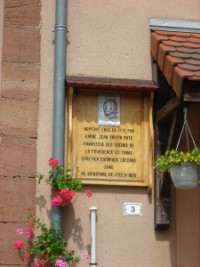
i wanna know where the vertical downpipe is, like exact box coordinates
[90,207,97,265]
[51,0,67,232]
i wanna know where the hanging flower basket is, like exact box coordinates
[154,108,200,189]
[154,148,200,189]
[170,163,199,189]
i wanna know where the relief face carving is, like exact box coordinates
[98,95,120,126]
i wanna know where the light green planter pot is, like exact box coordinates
[170,163,198,189]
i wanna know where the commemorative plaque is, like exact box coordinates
[67,88,152,187]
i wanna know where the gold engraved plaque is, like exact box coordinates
[67,88,153,188]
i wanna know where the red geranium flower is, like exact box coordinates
[59,188,70,197]
[51,196,64,206]
[34,258,43,267]
[66,190,75,201]
[23,253,30,261]
[25,227,34,238]
[59,189,75,201]
[49,158,59,167]
[85,189,92,197]
[13,239,24,249]
[28,220,35,228]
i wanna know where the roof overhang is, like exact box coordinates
[150,18,200,99]
[150,18,200,230]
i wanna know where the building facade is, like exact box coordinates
[1,1,200,266]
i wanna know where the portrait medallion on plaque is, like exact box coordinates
[98,95,120,126]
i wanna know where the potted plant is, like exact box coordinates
[154,148,200,189]
[13,214,80,267]
[37,158,92,206]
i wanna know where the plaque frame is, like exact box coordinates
[67,86,153,190]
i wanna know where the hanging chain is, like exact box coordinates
[175,108,197,151]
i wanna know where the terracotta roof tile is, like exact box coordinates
[188,75,200,81]
[162,40,182,47]
[191,33,200,38]
[155,31,175,36]
[183,42,200,48]
[189,70,200,77]
[176,47,196,54]
[188,70,200,80]
[150,32,168,59]
[172,32,191,38]
[151,30,200,98]
[163,55,184,85]
[169,51,191,59]
[184,58,200,65]
[157,43,176,71]
[188,36,200,44]
[190,53,200,60]
[172,66,193,98]
[168,36,189,43]
[178,63,200,71]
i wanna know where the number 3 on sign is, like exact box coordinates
[130,206,135,213]
[123,203,142,216]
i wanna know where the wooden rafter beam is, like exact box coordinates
[155,105,181,229]
[159,112,179,198]
[156,97,180,123]
[154,125,170,230]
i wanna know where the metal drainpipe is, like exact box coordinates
[51,0,67,232]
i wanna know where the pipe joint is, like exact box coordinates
[52,25,68,32]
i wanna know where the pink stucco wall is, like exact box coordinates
[176,104,200,267]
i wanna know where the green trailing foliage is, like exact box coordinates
[37,164,82,192]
